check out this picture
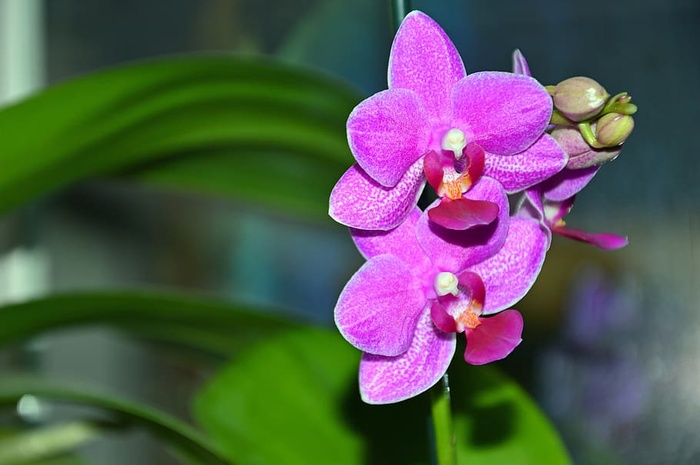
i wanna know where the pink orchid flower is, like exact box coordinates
[329,11,566,231]
[334,179,549,403]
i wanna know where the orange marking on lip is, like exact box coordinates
[457,310,481,330]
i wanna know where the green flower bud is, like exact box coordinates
[595,113,635,147]
[552,77,609,122]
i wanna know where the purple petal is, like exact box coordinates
[347,88,430,187]
[515,189,552,247]
[469,218,548,315]
[512,49,531,76]
[389,11,465,122]
[427,198,499,230]
[540,166,599,201]
[484,133,567,193]
[553,226,629,250]
[329,161,425,230]
[359,309,456,404]
[416,177,509,272]
[351,208,433,277]
[452,72,551,155]
[335,255,426,357]
[464,310,523,365]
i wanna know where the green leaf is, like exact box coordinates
[0,291,297,356]
[450,364,572,464]
[195,327,364,465]
[0,421,102,465]
[0,378,231,465]
[0,56,360,220]
[194,327,571,465]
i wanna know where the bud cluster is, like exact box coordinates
[548,77,636,165]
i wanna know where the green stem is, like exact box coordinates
[430,374,458,465]
[391,0,411,32]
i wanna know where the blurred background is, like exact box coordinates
[0,0,698,463]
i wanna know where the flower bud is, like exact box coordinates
[595,113,634,147]
[551,126,621,169]
[552,77,609,122]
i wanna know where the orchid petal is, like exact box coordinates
[515,189,552,247]
[469,218,547,315]
[427,198,499,230]
[452,72,551,155]
[417,177,509,272]
[335,255,426,357]
[347,88,430,187]
[484,133,567,193]
[553,226,629,250]
[464,310,523,365]
[359,309,456,404]
[351,208,432,277]
[389,11,465,122]
[329,161,425,230]
[540,166,599,201]
[512,49,531,76]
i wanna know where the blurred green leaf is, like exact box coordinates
[450,363,571,464]
[0,378,230,465]
[0,56,360,220]
[195,327,364,465]
[194,327,571,465]
[0,421,102,465]
[0,291,298,356]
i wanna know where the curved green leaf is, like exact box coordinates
[0,422,102,465]
[0,291,297,356]
[0,56,360,220]
[0,378,230,465]
[194,327,571,465]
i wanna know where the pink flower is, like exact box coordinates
[329,11,566,231]
[333,179,549,403]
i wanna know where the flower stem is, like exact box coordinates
[391,0,411,31]
[430,373,458,465]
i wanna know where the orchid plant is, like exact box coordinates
[330,8,634,464]
[0,3,637,465]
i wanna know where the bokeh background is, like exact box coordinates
[0,0,698,463]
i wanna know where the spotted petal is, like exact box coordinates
[484,133,567,193]
[452,72,552,156]
[469,218,548,315]
[329,161,425,230]
[335,255,426,357]
[416,177,509,272]
[464,310,523,365]
[347,88,430,187]
[351,207,432,277]
[359,309,456,404]
[389,11,465,122]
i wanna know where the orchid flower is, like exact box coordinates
[334,178,548,403]
[329,11,566,232]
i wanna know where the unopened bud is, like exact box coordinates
[595,113,634,147]
[551,127,622,169]
[552,77,609,122]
